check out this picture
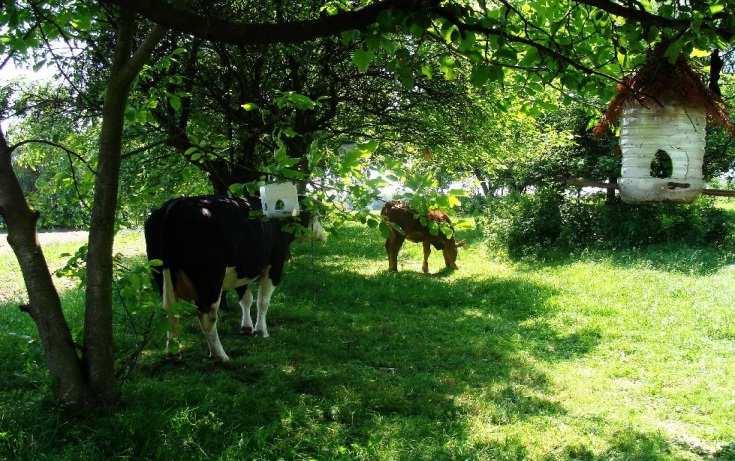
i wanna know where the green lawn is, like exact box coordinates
[0,223,734,460]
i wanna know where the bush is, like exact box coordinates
[482,189,734,257]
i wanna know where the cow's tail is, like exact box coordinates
[144,205,167,295]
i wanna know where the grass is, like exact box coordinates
[0,222,734,460]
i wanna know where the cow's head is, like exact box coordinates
[306,213,328,241]
[442,239,465,270]
[280,212,327,242]
[294,195,327,242]
[292,208,327,242]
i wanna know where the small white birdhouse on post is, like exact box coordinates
[260,182,300,218]
[595,48,733,203]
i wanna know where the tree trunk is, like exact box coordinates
[0,127,89,405]
[83,79,128,403]
[83,17,166,404]
[606,176,617,204]
[210,175,231,195]
[0,14,164,406]
[709,49,723,97]
[472,167,491,197]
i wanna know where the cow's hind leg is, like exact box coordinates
[385,232,404,272]
[422,240,431,274]
[254,275,275,338]
[237,285,254,336]
[197,293,230,362]
[162,268,181,355]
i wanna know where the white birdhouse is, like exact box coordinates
[594,50,733,203]
[260,182,300,218]
[618,103,706,203]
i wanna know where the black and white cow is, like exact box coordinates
[144,195,326,362]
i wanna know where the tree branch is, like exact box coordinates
[575,0,734,39]
[117,24,168,86]
[65,151,91,211]
[8,139,98,175]
[435,8,622,83]
[120,138,168,159]
[101,0,437,45]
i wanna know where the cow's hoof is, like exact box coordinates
[254,330,269,338]
[240,326,254,336]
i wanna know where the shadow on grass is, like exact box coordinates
[130,253,598,458]
[0,224,705,459]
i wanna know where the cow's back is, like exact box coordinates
[144,195,298,290]
[145,196,252,276]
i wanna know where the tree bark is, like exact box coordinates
[709,49,723,97]
[0,126,88,404]
[83,16,166,403]
[606,176,617,204]
[102,0,435,45]
[472,167,491,197]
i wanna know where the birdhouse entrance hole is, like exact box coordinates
[650,149,673,179]
[260,182,300,218]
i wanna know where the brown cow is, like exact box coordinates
[381,201,464,273]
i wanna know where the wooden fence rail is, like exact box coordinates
[565,179,735,198]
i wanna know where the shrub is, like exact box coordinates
[482,189,734,257]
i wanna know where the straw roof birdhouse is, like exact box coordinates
[594,48,733,203]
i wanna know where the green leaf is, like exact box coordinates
[616,50,626,66]
[281,127,298,138]
[380,38,398,54]
[241,102,258,111]
[689,48,710,58]
[470,64,503,86]
[307,148,324,169]
[420,64,433,79]
[352,48,375,73]
[168,94,182,112]
[275,92,316,110]
[439,56,456,80]
[398,68,414,89]
[379,221,390,238]
[341,30,359,45]
[459,32,476,52]
[664,39,684,63]
[149,259,164,267]
[470,65,490,86]
[441,22,458,43]
[709,3,724,14]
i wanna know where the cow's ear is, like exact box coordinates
[456,240,466,248]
